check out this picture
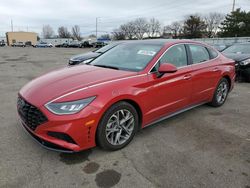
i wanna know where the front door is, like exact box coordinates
[143,44,192,125]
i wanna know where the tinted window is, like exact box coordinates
[159,44,188,67]
[207,48,218,59]
[189,45,210,64]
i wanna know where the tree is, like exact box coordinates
[164,21,182,38]
[58,26,71,38]
[133,18,148,39]
[42,25,54,39]
[204,12,225,37]
[112,29,125,40]
[147,18,161,38]
[219,9,250,37]
[120,22,136,39]
[183,15,207,38]
[71,25,81,40]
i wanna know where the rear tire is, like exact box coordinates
[96,102,138,151]
[209,78,229,107]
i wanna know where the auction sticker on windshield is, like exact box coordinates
[137,50,156,56]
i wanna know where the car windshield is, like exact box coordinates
[223,43,250,54]
[90,43,162,72]
[95,43,118,53]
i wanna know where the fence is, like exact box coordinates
[192,37,250,45]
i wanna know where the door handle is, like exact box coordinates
[183,74,192,80]
[212,67,219,72]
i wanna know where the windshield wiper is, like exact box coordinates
[94,64,119,70]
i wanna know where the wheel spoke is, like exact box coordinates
[105,109,135,146]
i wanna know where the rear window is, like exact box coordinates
[207,48,218,59]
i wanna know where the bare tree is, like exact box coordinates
[204,12,225,37]
[147,18,161,38]
[112,29,125,40]
[120,21,136,39]
[42,25,54,39]
[133,18,148,39]
[58,26,71,38]
[164,21,182,38]
[72,25,81,40]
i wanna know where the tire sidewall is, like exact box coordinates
[212,78,229,107]
[97,102,139,150]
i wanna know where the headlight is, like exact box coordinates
[239,59,250,66]
[45,96,96,115]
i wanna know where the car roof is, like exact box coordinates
[112,39,199,46]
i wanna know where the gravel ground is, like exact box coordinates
[0,46,249,188]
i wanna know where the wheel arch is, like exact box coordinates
[94,97,143,146]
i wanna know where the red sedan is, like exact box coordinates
[17,40,235,152]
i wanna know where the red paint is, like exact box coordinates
[18,40,235,152]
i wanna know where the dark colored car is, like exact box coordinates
[80,41,93,48]
[0,41,5,47]
[17,40,235,152]
[212,44,231,52]
[68,42,122,65]
[92,41,106,48]
[222,43,250,82]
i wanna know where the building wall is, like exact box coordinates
[6,32,37,46]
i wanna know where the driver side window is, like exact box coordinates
[160,44,188,67]
[151,44,188,72]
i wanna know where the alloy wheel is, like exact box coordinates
[105,109,135,146]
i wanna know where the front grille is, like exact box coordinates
[17,96,48,130]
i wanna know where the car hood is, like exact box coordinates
[19,65,136,107]
[222,53,250,62]
[70,52,100,61]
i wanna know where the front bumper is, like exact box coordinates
[17,97,100,152]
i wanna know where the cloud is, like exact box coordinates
[0,0,249,37]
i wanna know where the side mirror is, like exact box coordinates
[158,63,177,73]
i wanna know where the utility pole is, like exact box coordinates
[96,17,100,40]
[232,0,236,12]
[11,19,13,32]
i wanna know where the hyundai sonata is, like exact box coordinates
[17,40,235,152]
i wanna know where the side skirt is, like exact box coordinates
[143,102,207,128]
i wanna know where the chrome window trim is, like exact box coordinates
[148,42,220,74]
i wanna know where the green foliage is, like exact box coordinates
[183,15,207,38]
[219,9,250,37]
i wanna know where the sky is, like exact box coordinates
[0,0,249,37]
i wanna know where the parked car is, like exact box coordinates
[0,41,5,47]
[92,41,106,48]
[68,42,123,65]
[80,41,93,48]
[68,41,81,48]
[25,41,33,47]
[17,40,235,152]
[211,44,231,52]
[34,42,53,48]
[11,42,26,47]
[222,42,250,82]
[55,43,68,48]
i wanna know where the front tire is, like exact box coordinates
[209,78,229,107]
[96,102,139,151]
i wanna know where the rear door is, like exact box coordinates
[187,44,221,104]
[144,44,193,124]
